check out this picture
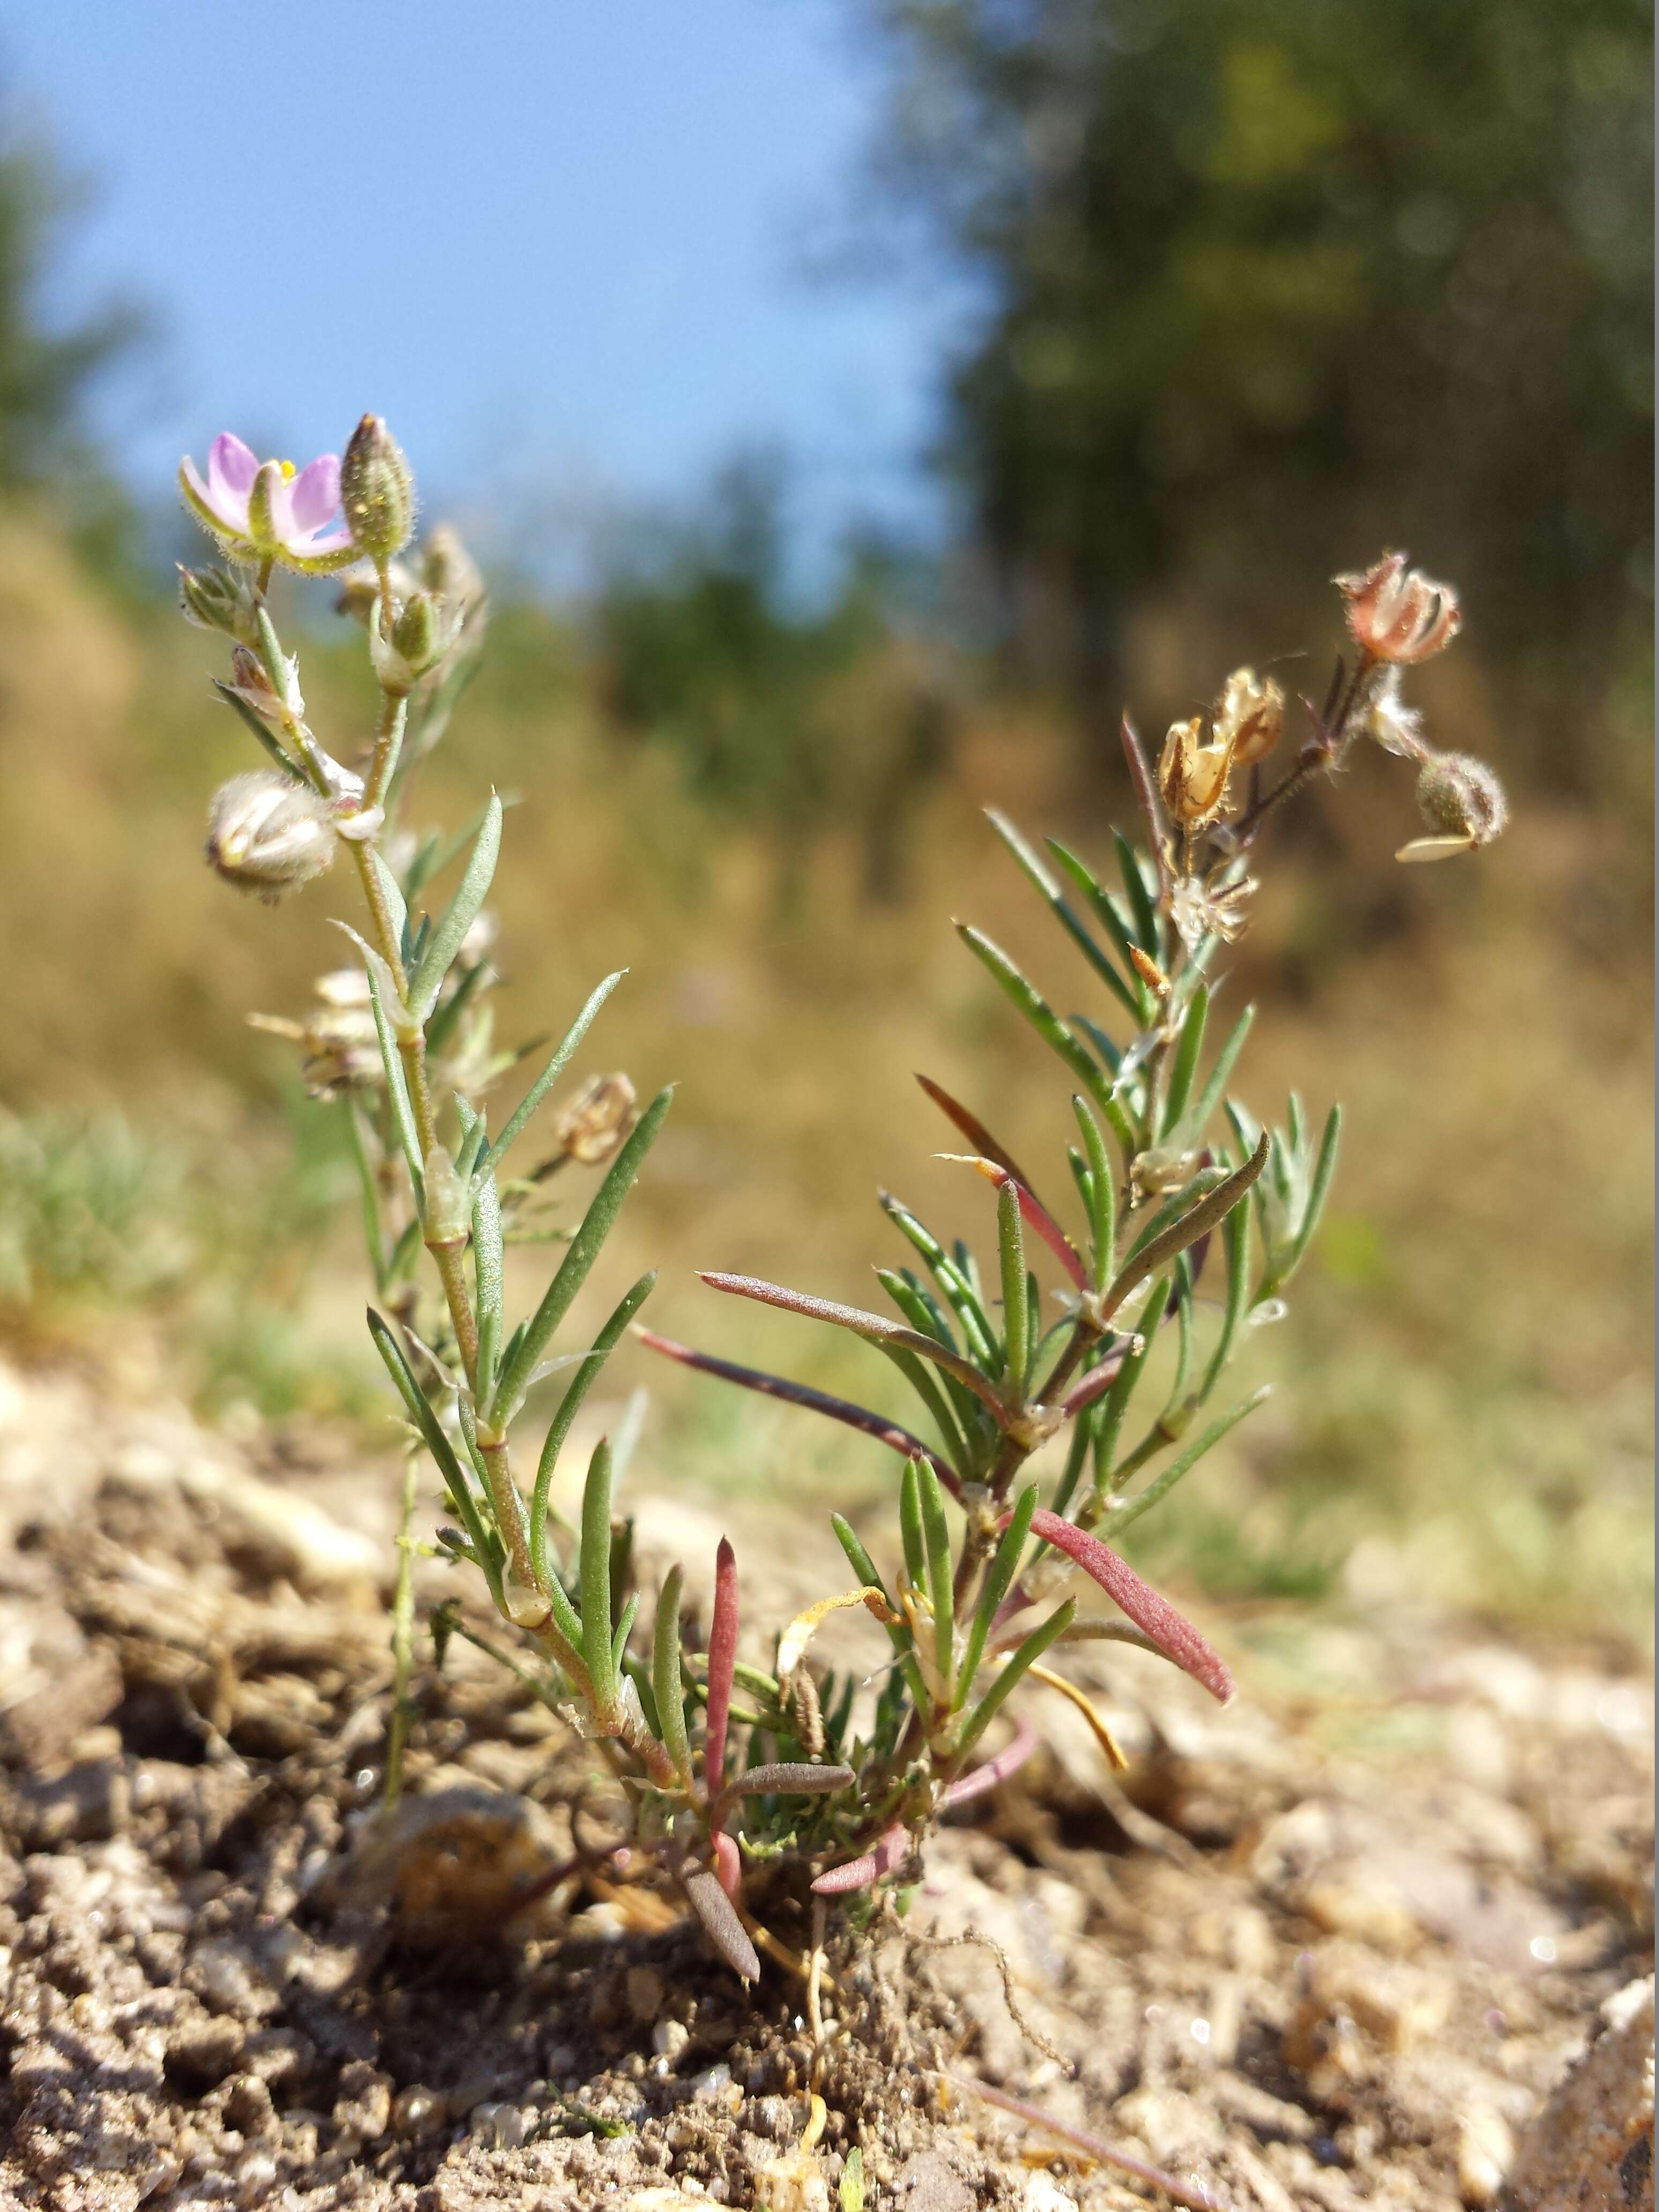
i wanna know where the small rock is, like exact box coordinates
[324,1785,563,1946]
[332,2060,393,2144]
[392,2084,447,2138]
[1023,2174,1078,2212]
[754,2148,831,2212]
[470,2100,530,2149]
[1286,1944,1455,2078]
[1455,2105,1512,2206]
[1302,1878,1422,1955]
[628,1966,666,2022]
[1505,1975,1654,2212]
[653,2017,691,2064]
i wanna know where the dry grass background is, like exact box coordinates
[0,511,1649,1640]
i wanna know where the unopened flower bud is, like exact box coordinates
[178,563,260,644]
[369,589,467,696]
[1397,751,1508,862]
[1335,551,1462,664]
[1212,667,1283,767]
[206,771,336,900]
[551,1073,638,1166]
[1158,716,1236,828]
[421,525,485,611]
[340,414,415,564]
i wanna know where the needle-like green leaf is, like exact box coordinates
[956,1481,1037,1703]
[407,792,502,1021]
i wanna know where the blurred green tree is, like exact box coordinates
[863,0,1652,788]
[0,131,136,491]
[594,453,953,901]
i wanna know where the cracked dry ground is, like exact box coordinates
[0,1354,1651,2212]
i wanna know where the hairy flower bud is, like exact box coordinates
[369,589,466,693]
[1335,551,1462,664]
[340,414,415,564]
[178,563,260,644]
[551,1073,638,1167]
[421,525,485,612]
[206,772,336,899]
[1212,667,1283,767]
[1158,716,1236,828]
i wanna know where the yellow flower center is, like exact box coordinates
[279,459,297,480]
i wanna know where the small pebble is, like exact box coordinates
[393,2085,446,2138]
[653,2017,691,2064]
[1456,2107,1514,2207]
[628,1966,666,2022]
[470,2100,530,2150]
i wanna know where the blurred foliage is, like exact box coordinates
[594,455,954,900]
[0,119,141,568]
[863,0,1653,788]
[0,1095,382,1424]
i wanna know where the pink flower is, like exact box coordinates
[1335,551,1462,664]
[180,434,357,574]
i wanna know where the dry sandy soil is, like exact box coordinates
[0,1354,1650,2211]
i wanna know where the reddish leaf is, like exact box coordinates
[1026,1509,1235,1704]
[811,1821,911,1895]
[915,1075,1053,1227]
[699,1272,1011,1421]
[685,1865,759,1979]
[712,1830,742,1902]
[1056,1340,1134,1418]
[704,1537,739,1815]
[943,1153,1088,1290]
[636,1327,960,1495]
[939,1716,1038,1809]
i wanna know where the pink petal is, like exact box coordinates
[207,434,260,517]
[181,455,244,536]
[263,471,296,545]
[288,453,342,534]
[288,519,355,556]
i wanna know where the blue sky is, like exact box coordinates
[4,2,968,579]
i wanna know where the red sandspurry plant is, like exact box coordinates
[179,415,1507,1981]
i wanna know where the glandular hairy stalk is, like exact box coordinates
[180,427,1505,1969]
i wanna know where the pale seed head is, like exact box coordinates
[206,772,335,900]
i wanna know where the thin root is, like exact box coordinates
[912,1930,1068,2071]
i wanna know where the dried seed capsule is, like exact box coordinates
[206,772,335,900]
[1212,667,1283,767]
[1335,551,1461,663]
[341,414,415,564]
[551,1073,638,1167]
[1158,716,1235,827]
